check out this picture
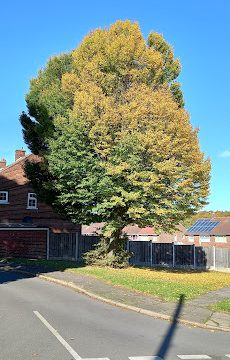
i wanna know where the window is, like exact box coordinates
[188,236,194,242]
[200,235,210,243]
[215,236,227,243]
[0,191,8,204]
[27,193,37,209]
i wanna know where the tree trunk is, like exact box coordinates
[107,227,124,257]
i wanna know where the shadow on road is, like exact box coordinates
[155,294,185,359]
[0,258,84,285]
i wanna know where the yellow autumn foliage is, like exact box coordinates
[29,20,210,236]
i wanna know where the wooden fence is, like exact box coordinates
[49,232,77,260]
[48,233,99,261]
[128,241,230,270]
[48,233,230,271]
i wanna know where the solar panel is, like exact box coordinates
[188,219,219,233]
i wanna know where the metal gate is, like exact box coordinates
[49,232,77,260]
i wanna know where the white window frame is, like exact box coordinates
[188,236,194,242]
[27,193,38,209]
[200,235,210,243]
[215,236,227,243]
[0,191,9,204]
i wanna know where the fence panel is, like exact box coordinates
[129,241,151,266]
[48,233,230,271]
[196,246,207,268]
[152,243,173,266]
[215,247,229,269]
[206,247,215,268]
[78,235,100,259]
[49,232,76,260]
[174,245,194,267]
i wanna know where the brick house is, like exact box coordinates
[0,150,81,258]
[185,218,230,249]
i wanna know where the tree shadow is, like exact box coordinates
[135,266,209,274]
[0,258,86,285]
[155,294,185,359]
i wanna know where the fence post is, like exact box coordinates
[46,229,50,260]
[75,232,79,261]
[172,242,175,268]
[150,241,153,267]
[127,240,130,264]
[193,244,196,269]
[213,246,216,269]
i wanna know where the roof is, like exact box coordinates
[0,154,31,173]
[138,226,155,235]
[0,223,47,229]
[122,224,141,235]
[82,222,186,237]
[186,218,230,236]
[81,223,105,235]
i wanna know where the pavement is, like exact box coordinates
[1,268,230,360]
[1,261,230,332]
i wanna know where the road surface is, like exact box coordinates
[0,270,229,360]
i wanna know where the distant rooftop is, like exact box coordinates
[186,218,230,236]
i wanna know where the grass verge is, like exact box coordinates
[211,299,230,313]
[2,258,230,302]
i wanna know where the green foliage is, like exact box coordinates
[170,82,184,108]
[20,53,74,155]
[147,32,181,84]
[21,20,210,265]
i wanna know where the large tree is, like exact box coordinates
[21,21,210,265]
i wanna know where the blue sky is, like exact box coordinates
[0,0,229,210]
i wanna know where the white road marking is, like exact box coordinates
[31,313,229,360]
[33,310,82,359]
[129,357,163,360]
[177,356,211,359]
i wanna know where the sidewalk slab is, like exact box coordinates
[206,312,230,328]
[188,286,230,307]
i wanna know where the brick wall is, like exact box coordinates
[0,229,48,258]
[0,154,80,233]
[190,235,230,249]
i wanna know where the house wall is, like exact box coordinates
[186,235,230,248]
[0,229,47,258]
[138,235,158,241]
[0,155,80,233]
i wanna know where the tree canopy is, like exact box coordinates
[20,20,210,263]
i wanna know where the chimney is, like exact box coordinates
[0,158,6,170]
[15,149,26,162]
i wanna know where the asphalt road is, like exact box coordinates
[0,270,229,360]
